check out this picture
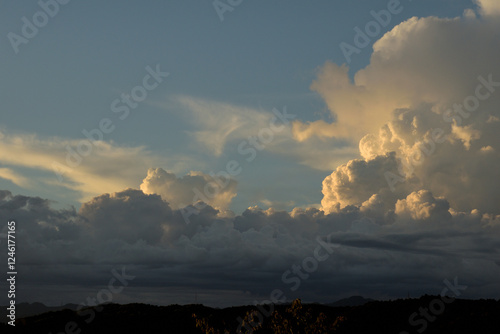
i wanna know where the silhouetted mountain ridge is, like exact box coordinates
[325,295,374,307]
[1,296,499,333]
[1,302,79,323]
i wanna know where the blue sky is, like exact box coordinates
[0,0,474,213]
[1,0,500,310]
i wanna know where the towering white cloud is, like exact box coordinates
[475,0,500,17]
[395,190,451,222]
[321,152,409,214]
[295,4,500,145]
[316,3,500,215]
[140,167,237,211]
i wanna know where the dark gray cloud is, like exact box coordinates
[1,187,499,307]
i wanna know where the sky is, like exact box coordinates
[0,0,499,310]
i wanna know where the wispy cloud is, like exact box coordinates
[0,167,30,187]
[175,95,271,156]
[0,130,193,202]
[172,95,359,171]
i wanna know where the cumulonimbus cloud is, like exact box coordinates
[317,3,500,215]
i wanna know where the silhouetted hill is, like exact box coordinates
[1,302,78,323]
[1,296,499,333]
[334,296,500,334]
[326,295,374,307]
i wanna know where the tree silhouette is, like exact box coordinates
[192,313,230,334]
[271,299,345,334]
